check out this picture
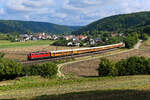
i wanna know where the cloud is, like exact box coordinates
[0,8,5,14]
[0,0,150,25]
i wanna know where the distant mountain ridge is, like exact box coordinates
[74,11,150,35]
[0,20,81,34]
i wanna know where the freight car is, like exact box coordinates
[27,43,124,60]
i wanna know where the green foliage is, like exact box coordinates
[0,20,80,34]
[98,58,117,77]
[0,59,22,80]
[0,52,5,58]
[74,11,150,35]
[23,62,58,78]
[40,62,58,78]
[53,38,70,46]
[123,32,139,48]
[98,56,150,77]
[22,64,42,76]
[143,25,150,35]
[140,33,149,41]
[105,36,122,45]
[116,56,150,76]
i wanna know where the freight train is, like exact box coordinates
[27,43,125,60]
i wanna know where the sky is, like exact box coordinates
[0,0,150,26]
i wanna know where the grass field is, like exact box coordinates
[1,75,150,99]
[0,40,55,48]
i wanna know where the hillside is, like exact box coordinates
[74,11,150,35]
[0,20,80,34]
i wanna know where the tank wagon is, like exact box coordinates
[27,43,124,60]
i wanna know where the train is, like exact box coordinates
[27,42,125,60]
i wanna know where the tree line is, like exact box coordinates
[0,54,58,81]
[98,56,150,77]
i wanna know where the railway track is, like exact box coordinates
[20,48,119,65]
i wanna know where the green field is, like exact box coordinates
[0,40,55,48]
[1,75,150,99]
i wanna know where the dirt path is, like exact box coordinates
[134,40,142,49]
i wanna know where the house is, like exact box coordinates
[90,39,95,45]
[75,35,87,40]
[64,35,73,40]
[111,33,118,37]
[67,42,73,46]
[94,38,102,43]
[19,34,30,41]
[52,35,59,40]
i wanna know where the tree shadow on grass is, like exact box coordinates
[3,89,150,100]
[80,75,99,78]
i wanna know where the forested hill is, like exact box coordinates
[74,11,150,35]
[0,20,81,34]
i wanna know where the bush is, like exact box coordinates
[53,38,70,46]
[23,62,58,78]
[124,32,139,48]
[0,59,22,80]
[98,58,117,77]
[40,62,57,78]
[22,64,42,76]
[140,33,149,41]
[115,59,127,76]
[116,56,149,76]
[99,56,150,77]
[0,52,5,58]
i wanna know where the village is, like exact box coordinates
[18,32,124,47]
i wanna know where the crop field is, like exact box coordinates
[0,40,80,61]
[63,39,150,77]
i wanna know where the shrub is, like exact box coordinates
[140,33,149,41]
[115,59,127,76]
[40,62,58,78]
[99,56,150,77]
[146,58,150,74]
[124,32,139,48]
[22,62,58,78]
[116,56,149,76]
[0,59,22,80]
[0,52,5,58]
[98,58,117,77]
[22,64,41,76]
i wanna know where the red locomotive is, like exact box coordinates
[28,51,50,60]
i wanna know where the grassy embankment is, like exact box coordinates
[1,75,150,100]
[0,40,55,49]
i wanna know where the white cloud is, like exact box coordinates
[0,8,5,14]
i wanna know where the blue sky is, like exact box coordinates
[0,0,149,26]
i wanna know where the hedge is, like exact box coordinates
[23,62,58,78]
[98,56,150,77]
[0,58,22,80]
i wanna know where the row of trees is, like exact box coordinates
[98,56,150,77]
[0,57,58,81]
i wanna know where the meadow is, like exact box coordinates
[0,40,55,48]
